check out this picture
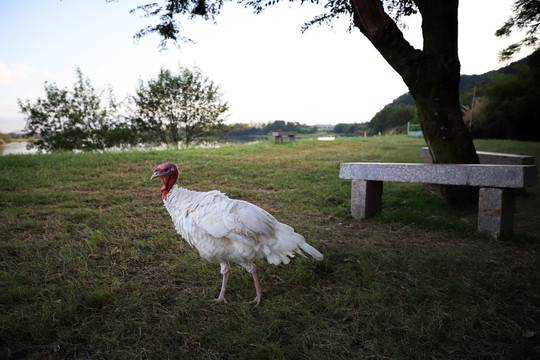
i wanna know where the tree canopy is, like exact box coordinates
[19,68,133,152]
[471,49,540,140]
[132,67,229,147]
[126,0,420,49]
[496,0,540,61]
[369,104,417,135]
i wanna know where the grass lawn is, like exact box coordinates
[1,135,539,359]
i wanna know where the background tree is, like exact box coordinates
[226,120,318,138]
[496,0,540,61]
[19,68,131,152]
[132,67,229,147]
[333,122,369,136]
[125,0,481,203]
[261,120,317,134]
[471,50,540,140]
[369,104,417,135]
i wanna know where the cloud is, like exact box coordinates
[0,63,11,85]
[13,63,35,81]
[0,62,37,85]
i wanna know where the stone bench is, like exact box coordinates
[272,131,297,144]
[339,162,537,238]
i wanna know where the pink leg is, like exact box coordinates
[249,266,263,306]
[212,263,230,304]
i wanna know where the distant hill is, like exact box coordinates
[389,55,530,107]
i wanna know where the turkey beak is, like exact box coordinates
[151,171,161,180]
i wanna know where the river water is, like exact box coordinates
[0,142,38,155]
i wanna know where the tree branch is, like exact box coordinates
[349,0,420,87]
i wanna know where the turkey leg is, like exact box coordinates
[249,265,262,306]
[213,263,230,304]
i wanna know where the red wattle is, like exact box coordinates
[161,176,171,200]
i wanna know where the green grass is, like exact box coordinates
[1,136,539,359]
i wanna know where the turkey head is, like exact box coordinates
[151,162,179,200]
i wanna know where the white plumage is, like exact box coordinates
[152,162,323,305]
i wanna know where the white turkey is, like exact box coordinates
[151,162,323,305]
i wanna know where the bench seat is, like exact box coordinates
[340,163,537,188]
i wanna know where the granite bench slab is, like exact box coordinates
[339,162,537,238]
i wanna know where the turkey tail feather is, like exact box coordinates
[299,242,323,261]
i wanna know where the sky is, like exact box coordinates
[0,0,532,133]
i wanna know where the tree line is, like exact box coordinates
[19,67,230,152]
[227,121,318,138]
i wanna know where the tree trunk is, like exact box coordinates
[350,0,479,204]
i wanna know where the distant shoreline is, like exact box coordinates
[0,141,36,155]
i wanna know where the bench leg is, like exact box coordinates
[351,180,383,219]
[478,187,515,238]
